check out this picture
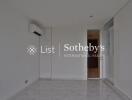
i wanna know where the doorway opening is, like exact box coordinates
[87,30,100,79]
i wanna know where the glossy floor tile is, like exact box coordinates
[10,79,124,100]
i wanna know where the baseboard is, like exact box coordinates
[39,77,52,80]
[39,77,86,81]
[104,79,131,100]
[88,78,101,80]
[104,78,114,86]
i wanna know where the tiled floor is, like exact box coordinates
[10,79,124,100]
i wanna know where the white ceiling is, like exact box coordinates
[5,0,128,28]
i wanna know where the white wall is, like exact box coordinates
[101,25,114,82]
[40,28,52,78]
[114,1,132,99]
[40,26,87,80]
[100,29,107,79]
[51,26,87,80]
[0,4,40,100]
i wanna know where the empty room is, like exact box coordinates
[0,0,132,100]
